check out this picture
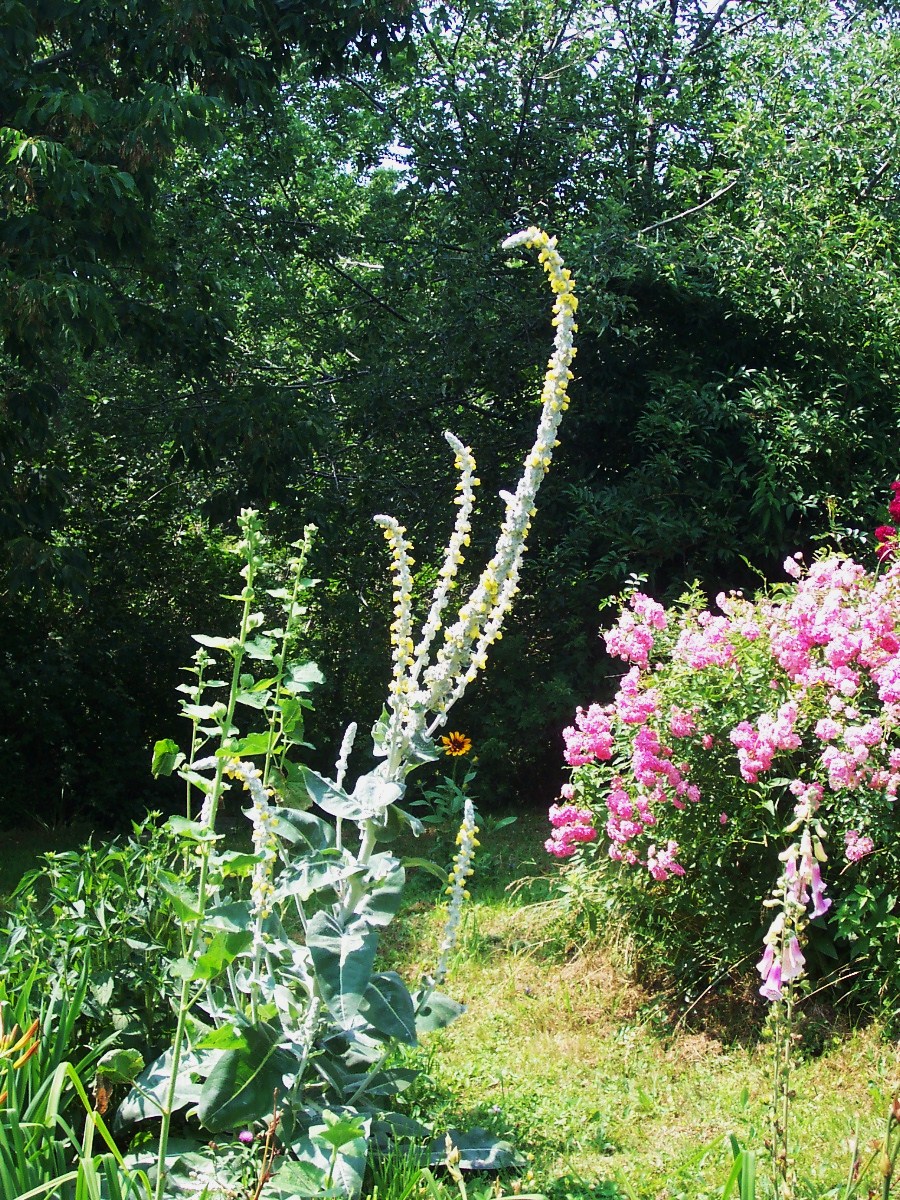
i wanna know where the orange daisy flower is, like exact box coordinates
[440,731,472,757]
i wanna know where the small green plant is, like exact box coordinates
[0,816,186,1051]
[0,977,151,1200]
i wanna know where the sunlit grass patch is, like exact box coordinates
[384,815,900,1199]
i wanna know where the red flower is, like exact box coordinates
[875,525,897,542]
[891,481,900,493]
[890,497,900,521]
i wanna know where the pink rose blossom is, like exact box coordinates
[844,829,875,863]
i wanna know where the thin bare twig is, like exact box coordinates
[636,178,739,235]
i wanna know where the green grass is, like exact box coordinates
[383,809,900,1199]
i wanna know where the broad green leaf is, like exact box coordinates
[351,772,404,817]
[317,1110,368,1150]
[303,767,363,819]
[279,697,305,736]
[370,803,424,844]
[283,661,324,693]
[274,856,346,903]
[363,1067,419,1097]
[306,911,378,1026]
[289,1120,369,1200]
[166,815,217,842]
[204,901,254,933]
[243,636,275,661]
[177,769,215,795]
[269,806,334,849]
[197,1021,298,1131]
[182,703,226,720]
[192,635,240,653]
[151,738,182,777]
[412,990,465,1033]
[226,731,276,756]
[276,760,312,808]
[266,1160,334,1199]
[90,970,115,1007]
[115,1047,221,1128]
[427,1129,522,1171]
[402,857,448,883]
[96,1048,144,1086]
[356,855,405,927]
[358,972,417,1044]
[211,849,265,878]
[403,728,441,772]
[196,1026,250,1051]
[170,957,197,981]
[192,929,253,980]
[158,872,202,921]
[370,707,390,757]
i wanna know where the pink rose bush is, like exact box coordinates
[549,545,900,1009]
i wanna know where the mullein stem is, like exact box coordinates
[154,513,264,1200]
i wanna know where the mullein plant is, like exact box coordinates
[128,228,577,1200]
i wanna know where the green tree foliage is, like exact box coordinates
[0,0,411,822]
[1,0,412,590]
[280,0,900,794]
[7,0,900,822]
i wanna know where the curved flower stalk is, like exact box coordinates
[375,228,578,775]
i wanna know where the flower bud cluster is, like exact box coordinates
[374,516,417,715]
[225,759,278,921]
[434,799,480,983]
[409,433,479,683]
[545,801,597,858]
[334,722,357,791]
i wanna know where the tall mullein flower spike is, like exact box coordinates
[434,798,480,985]
[409,432,479,685]
[423,230,577,723]
[373,516,417,717]
[375,228,577,759]
[334,722,357,791]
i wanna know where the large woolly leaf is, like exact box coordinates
[356,854,405,927]
[428,1129,522,1171]
[358,972,417,1044]
[303,768,364,819]
[412,989,465,1033]
[306,911,378,1027]
[197,1021,298,1131]
[115,1047,221,1129]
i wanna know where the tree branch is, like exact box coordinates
[636,178,738,235]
